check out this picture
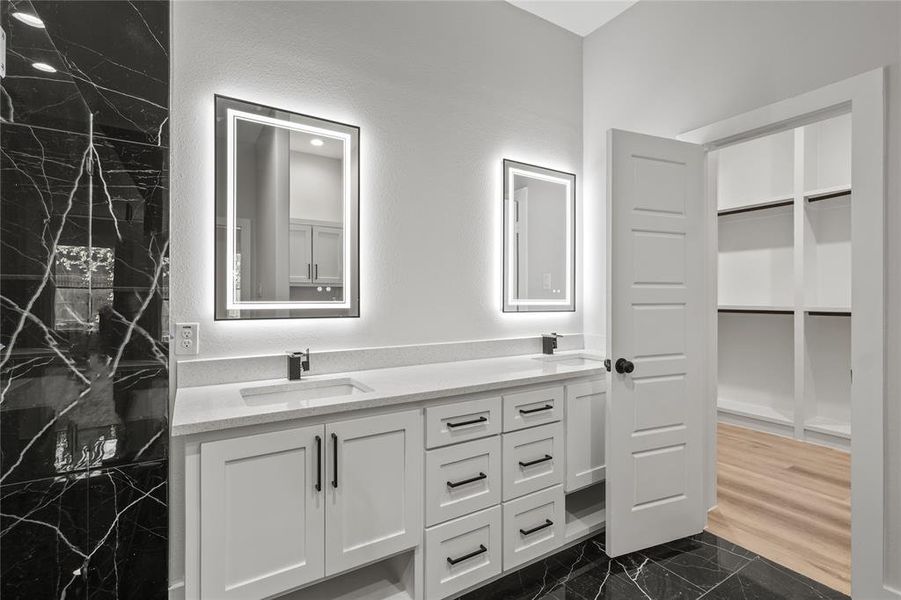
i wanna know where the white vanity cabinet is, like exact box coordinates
[187,409,422,600]
[421,377,606,600]
[183,374,614,600]
[199,425,325,599]
[564,380,606,492]
[325,410,422,575]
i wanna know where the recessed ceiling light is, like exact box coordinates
[310,138,324,147]
[12,12,45,28]
[32,62,57,73]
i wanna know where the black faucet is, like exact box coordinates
[541,333,562,355]
[287,349,311,380]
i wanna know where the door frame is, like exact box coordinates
[680,67,888,599]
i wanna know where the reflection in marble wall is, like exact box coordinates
[0,1,169,598]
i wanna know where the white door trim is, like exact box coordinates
[681,67,888,599]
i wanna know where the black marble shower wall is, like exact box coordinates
[0,1,169,598]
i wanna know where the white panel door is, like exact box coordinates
[325,409,422,575]
[606,129,706,557]
[200,425,325,599]
[564,380,606,492]
[312,225,343,284]
[289,223,313,284]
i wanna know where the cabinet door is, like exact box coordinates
[325,409,422,575]
[312,225,342,284]
[200,425,325,599]
[565,380,606,492]
[289,223,313,284]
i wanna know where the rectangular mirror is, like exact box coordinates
[215,96,359,319]
[503,159,575,312]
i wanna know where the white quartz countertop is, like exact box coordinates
[172,351,606,436]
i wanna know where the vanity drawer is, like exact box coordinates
[502,422,564,501]
[425,506,502,600]
[502,485,565,570]
[426,437,501,526]
[426,396,502,449]
[502,385,563,432]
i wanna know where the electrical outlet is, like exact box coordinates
[174,322,199,356]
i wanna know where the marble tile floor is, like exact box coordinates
[459,530,848,600]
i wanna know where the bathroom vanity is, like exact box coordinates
[174,352,608,600]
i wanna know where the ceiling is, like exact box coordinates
[507,0,638,37]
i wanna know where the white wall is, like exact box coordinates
[171,0,582,360]
[582,0,901,590]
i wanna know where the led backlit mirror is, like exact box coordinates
[215,96,359,319]
[503,159,575,312]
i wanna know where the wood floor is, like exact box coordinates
[707,423,851,595]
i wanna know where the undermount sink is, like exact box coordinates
[240,378,373,406]
[533,354,606,368]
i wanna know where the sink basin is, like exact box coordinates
[241,378,373,406]
[533,354,606,368]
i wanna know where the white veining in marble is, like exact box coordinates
[175,334,585,388]
[172,350,605,436]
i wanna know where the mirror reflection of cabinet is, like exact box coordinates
[289,223,313,285]
[288,222,343,286]
[312,225,343,285]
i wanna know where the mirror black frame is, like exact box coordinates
[502,159,576,313]
[214,95,360,320]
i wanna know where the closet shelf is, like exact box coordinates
[717,397,793,426]
[804,416,851,439]
[718,305,794,314]
[805,307,851,316]
[805,185,851,203]
[717,195,794,216]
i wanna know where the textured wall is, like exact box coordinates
[0,1,169,597]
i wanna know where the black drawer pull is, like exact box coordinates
[315,435,322,492]
[520,519,554,536]
[446,416,487,429]
[519,454,552,468]
[519,404,553,415]
[447,544,487,566]
[447,472,487,489]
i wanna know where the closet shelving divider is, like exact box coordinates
[716,114,851,450]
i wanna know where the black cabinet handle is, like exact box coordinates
[331,433,338,488]
[315,435,322,492]
[519,404,553,415]
[446,416,487,429]
[447,472,487,489]
[520,519,554,536]
[314,264,319,280]
[447,544,487,566]
[307,264,311,279]
[519,454,552,468]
